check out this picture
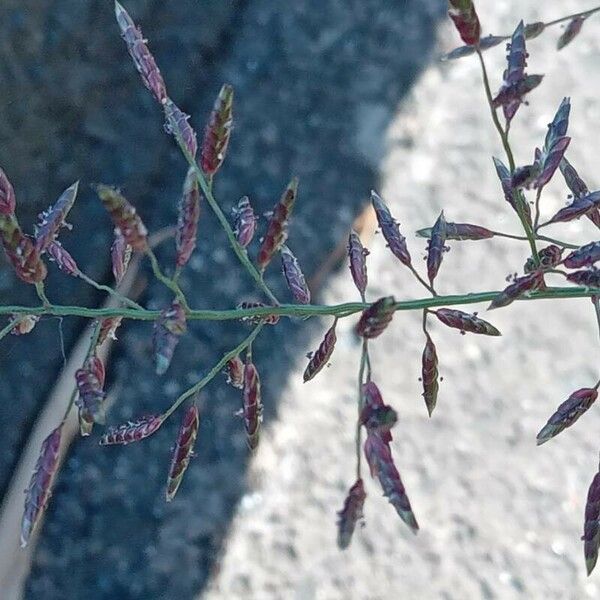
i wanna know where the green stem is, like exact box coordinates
[146,248,190,311]
[533,187,544,231]
[77,271,144,311]
[409,264,436,296]
[545,4,600,28]
[161,323,264,421]
[355,339,369,480]
[0,318,17,341]
[35,282,50,308]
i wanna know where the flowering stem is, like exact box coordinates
[0,319,16,341]
[35,282,50,308]
[409,264,436,296]
[489,229,579,249]
[146,248,190,311]
[533,187,544,231]
[355,339,369,480]
[77,271,144,311]
[544,4,600,28]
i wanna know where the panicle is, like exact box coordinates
[545,191,600,225]
[163,99,198,159]
[583,460,600,575]
[488,271,544,310]
[201,84,234,176]
[337,478,366,550]
[523,244,563,273]
[97,316,123,346]
[46,241,79,276]
[557,17,586,51]
[242,357,262,451]
[303,321,337,382]
[75,355,107,435]
[234,196,257,248]
[96,185,148,251]
[34,182,78,253]
[536,388,598,445]
[165,404,199,501]
[566,269,600,288]
[20,425,62,547]
[364,432,419,533]
[0,167,16,215]
[426,211,447,286]
[111,229,132,284]
[100,414,165,445]
[371,191,411,267]
[0,214,47,284]
[225,355,245,389]
[114,1,167,104]
[359,381,397,442]
[564,243,600,269]
[434,308,501,336]
[447,0,481,46]
[257,177,299,272]
[421,332,439,417]
[237,301,280,325]
[417,222,494,241]
[9,314,40,336]
[280,245,311,304]
[153,300,187,375]
[175,167,201,268]
[347,230,369,296]
[493,157,532,223]
[356,296,396,339]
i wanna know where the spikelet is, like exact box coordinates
[234,196,257,248]
[536,388,598,445]
[356,296,395,339]
[9,314,40,336]
[280,245,310,304]
[96,316,123,346]
[416,222,494,241]
[153,300,187,375]
[583,458,600,575]
[163,99,198,159]
[441,35,504,61]
[34,182,78,253]
[426,211,447,286]
[545,191,600,225]
[242,355,262,451]
[488,271,544,310]
[364,433,419,533]
[46,241,79,276]
[559,158,600,230]
[447,0,480,46]
[566,269,600,288]
[421,332,439,417]
[0,167,16,215]
[100,414,165,445]
[114,1,167,105]
[175,167,201,268]
[237,301,280,325]
[434,308,501,336]
[359,381,396,443]
[347,230,369,296]
[257,177,298,272]
[303,321,337,382]
[111,229,132,284]
[96,185,148,251]
[524,21,546,39]
[165,405,199,501]
[0,214,47,284]
[371,191,411,267]
[201,84,234,176]
[225,355,244,389]
[337,479,366,550]
[20,425,62,547]
[564,243,600,269]
[557,17,585,51]
[75,355,107,435]
[524,244,563,273]
[493,157,532,223]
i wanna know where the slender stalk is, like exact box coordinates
[533,187,544,231]
[77,271,144,311]
[408,264,436,296]
[544,5,600,28]
[161,323,264,421]
[593,295,600,345]
[146,248,190,311]
[35,282,50,308]
[0,318,17,341]
[355,339,369,479]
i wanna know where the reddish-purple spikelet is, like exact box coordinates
[448,0,480,46]
[441,35,504,61]
[546,190,600,225]
[566,269,600,289]
[175,167,201,268]
[524,245,563,273]
[524,21,546,39]
[201,84,234,176]
[356,296,396,339]
[347,230,369,296]
[9,314,40,336]
[75,355,107,435]
[303,321,337,382]
[488,271,544,310]
[564,243,600,269]
[225,355,245,389]
[560,157,589,199]
[280,245,311,304]
[257,177,299,272]
[111,228,132,284]
[114,1,167,105]
[34,182,78,254]
[0,167,16,215]
[100,414,165,446]
[96,316,123,347]
[46,241,79,276]
[364,433,419,533]
[371,190,411,267]
[163,99,198,159]
[558,17,585,51]
[96,185,148,251]
[0,214,47,284]
[153,300,187,375]
[21,425,62,547]
[360,381,397,442]
[421,332,439,417]
[434,308,501,336]
[536,388,598,445]
[234,196,257,248]
[426,211,447,286]
[238,301,280,325]
[493,156,532,223]
[166,404,199,501]
[243,356,262,451]
[337,478,366,550]
[417,222,495,241]
[583,458,600,575]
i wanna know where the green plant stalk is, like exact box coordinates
[355,339,369,480]
[146,248,190,311]
[77,271,144,311]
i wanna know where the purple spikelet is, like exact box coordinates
[175,167,201,268]
[163,99,198,159]
[583,458,600,575]
[75,356,106,435]
[201,84,234,176]
[564,243,600,269]
[337,479,366,549]
[100,414,165,445]
[47,241,79,276]
[493,157,532,224]
[225,355,244,389]
[426,211,447,286]
[356,296,395,339]
[558,17,585,51]
[304,321,337,382]
[546,191,600,225]
[434,308,501,336]
[359,381,397,443]
[242,355,262,451]
[280,245,310,304]
[524,245,563,273]
[488,271,544,310]
[166,405,199,502]
[417,222,494,241]
[34,182,78,253]
[234,196,257,248]
[566,269,600,289]
[421,332,439,417]
[153,300,187,375]
[347,230,369,296]
[371,191,411,267]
